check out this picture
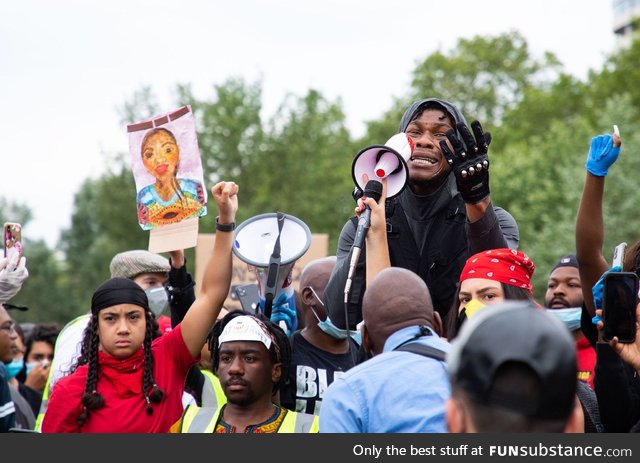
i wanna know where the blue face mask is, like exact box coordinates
[26,361,37,376]
[546,307,582,332]
[4,358,24,380]
[309,287,361,344]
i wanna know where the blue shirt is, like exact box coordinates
[319,325,450,433]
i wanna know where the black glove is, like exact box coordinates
[440,120,492,204]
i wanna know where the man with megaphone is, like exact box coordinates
[324,98,519,335]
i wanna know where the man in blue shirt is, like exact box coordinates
[319,267,450,432]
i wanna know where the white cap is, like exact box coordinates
[218,315,272,350]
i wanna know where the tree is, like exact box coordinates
[61,159,148,316]
[0,198,68,324]
[245,89,356,250]
[409,31,561,123]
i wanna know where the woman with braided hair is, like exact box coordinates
[41,181,239,433]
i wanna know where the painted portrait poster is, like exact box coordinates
[127,106,207,230]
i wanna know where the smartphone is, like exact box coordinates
[612,242,627,269]
[603,271,638,343]
[3,222,22,261]
[231,283,260,314]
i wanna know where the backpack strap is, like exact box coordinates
[394,342,446,362]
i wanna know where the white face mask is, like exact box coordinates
[546,307,582,332]
[145,286,169,317]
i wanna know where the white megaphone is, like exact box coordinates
[233,212,311,320]
[352,133,414,199]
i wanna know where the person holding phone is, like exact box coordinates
[575,126,640,431]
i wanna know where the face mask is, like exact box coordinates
[464,299,486,319]
[4,358,24,380]
[309,287,360,343]
[145,286,169,317]
[456,299,487,331]
[26,361,37,376]
[546,307,582,332]
[26,359,49,376]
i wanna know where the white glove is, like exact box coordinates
[0,255,28,304]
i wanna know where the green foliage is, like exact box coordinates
[8,239,69,324]
[490,118,592,300]
[0,197,32,225]
[176,78,265,235]
[60,161,148,315]
[0,199,68,323]
[243,89,356,251]
[409,31,561,123]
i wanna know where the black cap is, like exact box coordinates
[448,301,577,420]
[551,254,578,273]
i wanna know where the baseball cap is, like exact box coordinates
[550,253,578,273]
[109,250,170,279]
[448,300,577,420]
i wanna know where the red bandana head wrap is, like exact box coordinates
[459,248,535,294]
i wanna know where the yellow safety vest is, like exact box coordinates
[179,403,319,433]
[200,370,227,409]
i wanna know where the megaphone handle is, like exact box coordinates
[264,291,274,319]
[263,261,280,318]
[264,212,286,319]
[344,246,361,303]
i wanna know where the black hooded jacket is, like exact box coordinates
[324,98,519,329]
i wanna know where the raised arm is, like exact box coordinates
[363,178,390,286]
[576,131,622,316]
[440,120,514,251]
[180,181,238,357]
[166,249,196,328]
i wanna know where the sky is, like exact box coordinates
[0,0,617,249]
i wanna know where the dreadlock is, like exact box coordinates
[72,309,164,427]
[210,310,292,395]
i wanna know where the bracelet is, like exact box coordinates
[215,216,235,232]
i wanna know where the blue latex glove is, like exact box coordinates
[267,292,298,336]
[585,134,620,177]
[591,265,622,324]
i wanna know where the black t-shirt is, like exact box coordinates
[281,330,358,415]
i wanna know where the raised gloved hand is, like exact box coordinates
[591,265,621,324]
[267,291,298,336]
[585,134,620,177]
[440,120,492,204]
[0,255,28,304]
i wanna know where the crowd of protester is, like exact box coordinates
[1,97,637,433]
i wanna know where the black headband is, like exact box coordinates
[91,277,149,314]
